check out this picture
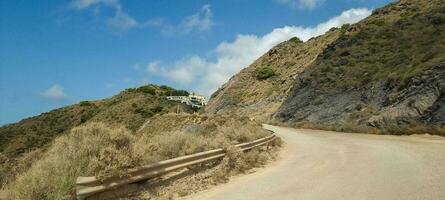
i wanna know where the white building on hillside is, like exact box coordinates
[166,92,206,108]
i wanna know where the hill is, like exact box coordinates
[0,84,191,160]
[206,28,342,121]
[207,0,445,135]
[277,0,445,135]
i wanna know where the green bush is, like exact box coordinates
[160,85,174,91]
[173,90,189,96]
[430,13,445,25]
[136,85,156,95]
[134,108,154,118]
[254,67,277,80]
[126,88,136,93]
[79,101,92,106]
[160,85,189,96]
[79,109,97,124]
[150,105,164,114]
[289,37,302,44]
[341,23,351,31]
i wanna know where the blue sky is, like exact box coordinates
[0,0,392,125]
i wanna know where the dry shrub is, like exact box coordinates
[6,123,140,200]
[133,131,210,164]
[241,149,270,168]
[220,119,269,143]
[384,122,445,136]
[211,145,244,183]
[211,140,279,183]
[0,149,44,189]
[0,153,8,185]
[5,115,277,200]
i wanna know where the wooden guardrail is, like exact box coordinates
[76,134,276,199]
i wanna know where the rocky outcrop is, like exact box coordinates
[278,63,445,128]
[277,0,445,134]
[207,0,444,134]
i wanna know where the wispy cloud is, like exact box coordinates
[147,57,207,85]
[69,0,119,9]
[149,4,214,35]
[69,0,139,33]
[144,8,372,97]
[106,8,139,32]
[68,1,214,35]
[39,84,68,101]
[276,0,325,10]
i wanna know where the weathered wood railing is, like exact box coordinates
[76,134,276,199]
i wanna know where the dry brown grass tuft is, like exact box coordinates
[5,123,140,200]
[4,114,278,200]
[271,118,445,136]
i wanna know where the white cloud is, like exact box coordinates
[39,84,68,101]
[106,8,139,33]
[69,0,139,33]
[152,4,214,35]
[147,57,207,84]
[69,1,214,34]
[181,4,214,32]
[145,8,372,98]
[276,0,325,10]
[69,0,119,9]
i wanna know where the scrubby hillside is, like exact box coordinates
[207,0,444,135]
[277,0,445,135]
[3,114,278,200]
[206,30,342,121]
[0,84,190,161]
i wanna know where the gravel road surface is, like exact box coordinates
[185,125,445,200]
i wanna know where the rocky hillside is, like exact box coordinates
[277,0,445,135]
[207,0,444,135]
[0,85,191,159]
[206,29,342,121]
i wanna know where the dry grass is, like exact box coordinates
[3,114,278,200]
[270,118,445,136]
[5,123,140,200]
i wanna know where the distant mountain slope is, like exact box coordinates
[277,0,445,134]
[206,30,341,121]
[0,85,191,159]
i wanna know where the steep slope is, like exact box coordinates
[277,0,445,134]
[0,84,190,159]
[206,30,342,121]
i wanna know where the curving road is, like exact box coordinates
[185,125,445,200]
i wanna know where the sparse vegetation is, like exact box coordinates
[3,114,279,200]
[0,84,193,186]
[5,123,140,199]
[79,101,93,106]
[136,85,157,95]
[254,67,277,80]
[159,85,189,96]
[206,22,342,122]
[289,37,302,44]
[277,0,445,133]
[305,1,445,90]
[269,120,445,136]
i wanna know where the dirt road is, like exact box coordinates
[186,125,445,200]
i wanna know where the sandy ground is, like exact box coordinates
[184,125,445,200]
